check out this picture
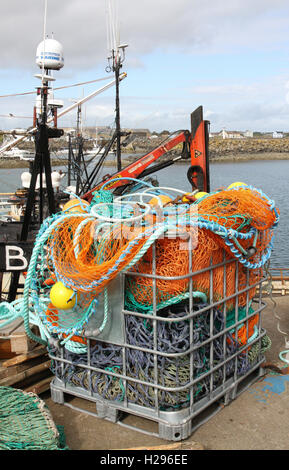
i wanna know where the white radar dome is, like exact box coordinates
[36,38,64,70]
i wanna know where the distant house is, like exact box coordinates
[209,132,220,138]
[244,130,253,138]
[273,131,284,139]
[221,129,244,139]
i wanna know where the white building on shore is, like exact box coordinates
[273,131,284,138]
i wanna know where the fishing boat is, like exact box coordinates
[84,139,114,157]
[2,147,33,161]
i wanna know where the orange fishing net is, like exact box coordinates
[126,228,261,310]
[46,216,149,297]
[126,237,190,306]
[189,229,262,309]
[236,314,259,346]
[197,188,277,231]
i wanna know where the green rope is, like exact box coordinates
[248,334,272,363]
[125,290,207,315]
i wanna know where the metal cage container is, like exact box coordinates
[49,232,268,441]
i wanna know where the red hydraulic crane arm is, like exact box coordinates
[82,130,190,202]
[82,106,210,202]
[188,106,210,193]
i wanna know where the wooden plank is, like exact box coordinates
[0,319,24,336]
[24,376,53,395]
[0,339,16,359]
[15,370,53,392]
[9,334,34,354]
[0,360,51,387]
[2,346,47,367]
[0,355,48,380]
[0,320,39,355]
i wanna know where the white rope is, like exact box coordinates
[107,0,120,58]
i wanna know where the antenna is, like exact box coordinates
[106,0,128,171]
[42,0,48,86]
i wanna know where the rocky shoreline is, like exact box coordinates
[123,136,289,162]
[0,158,68,169]
[0,158,132,169]
[1,137,289,169]
[208,137,289,159]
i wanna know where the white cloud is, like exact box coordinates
[1,1,289,132]
[1,0,289,70]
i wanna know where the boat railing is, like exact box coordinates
[0,193,23,220]
[0,193,15,209]
[268,267,289,296]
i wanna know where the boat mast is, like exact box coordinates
[75,103,83,194]
[114,51,121,171]
[106,0,128,171]
[8,6,65,302]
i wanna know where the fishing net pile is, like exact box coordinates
[0,181,279,409]
[0,386,68,450]
[50,300,271,410]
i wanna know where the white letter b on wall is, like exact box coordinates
[5,246,28,271]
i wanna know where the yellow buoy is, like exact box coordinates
[227,182,247,189]
[182,191,208,202]
[194,191,208,200]
[149,194,172,207]
[182,192,194,203]
[62,198,89,213]
[50,281,76,310]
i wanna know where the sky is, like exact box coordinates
[1,0,289,133]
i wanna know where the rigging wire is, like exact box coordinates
[0,76,115,99]
[0,114,32,119]
[106,0,120,62]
